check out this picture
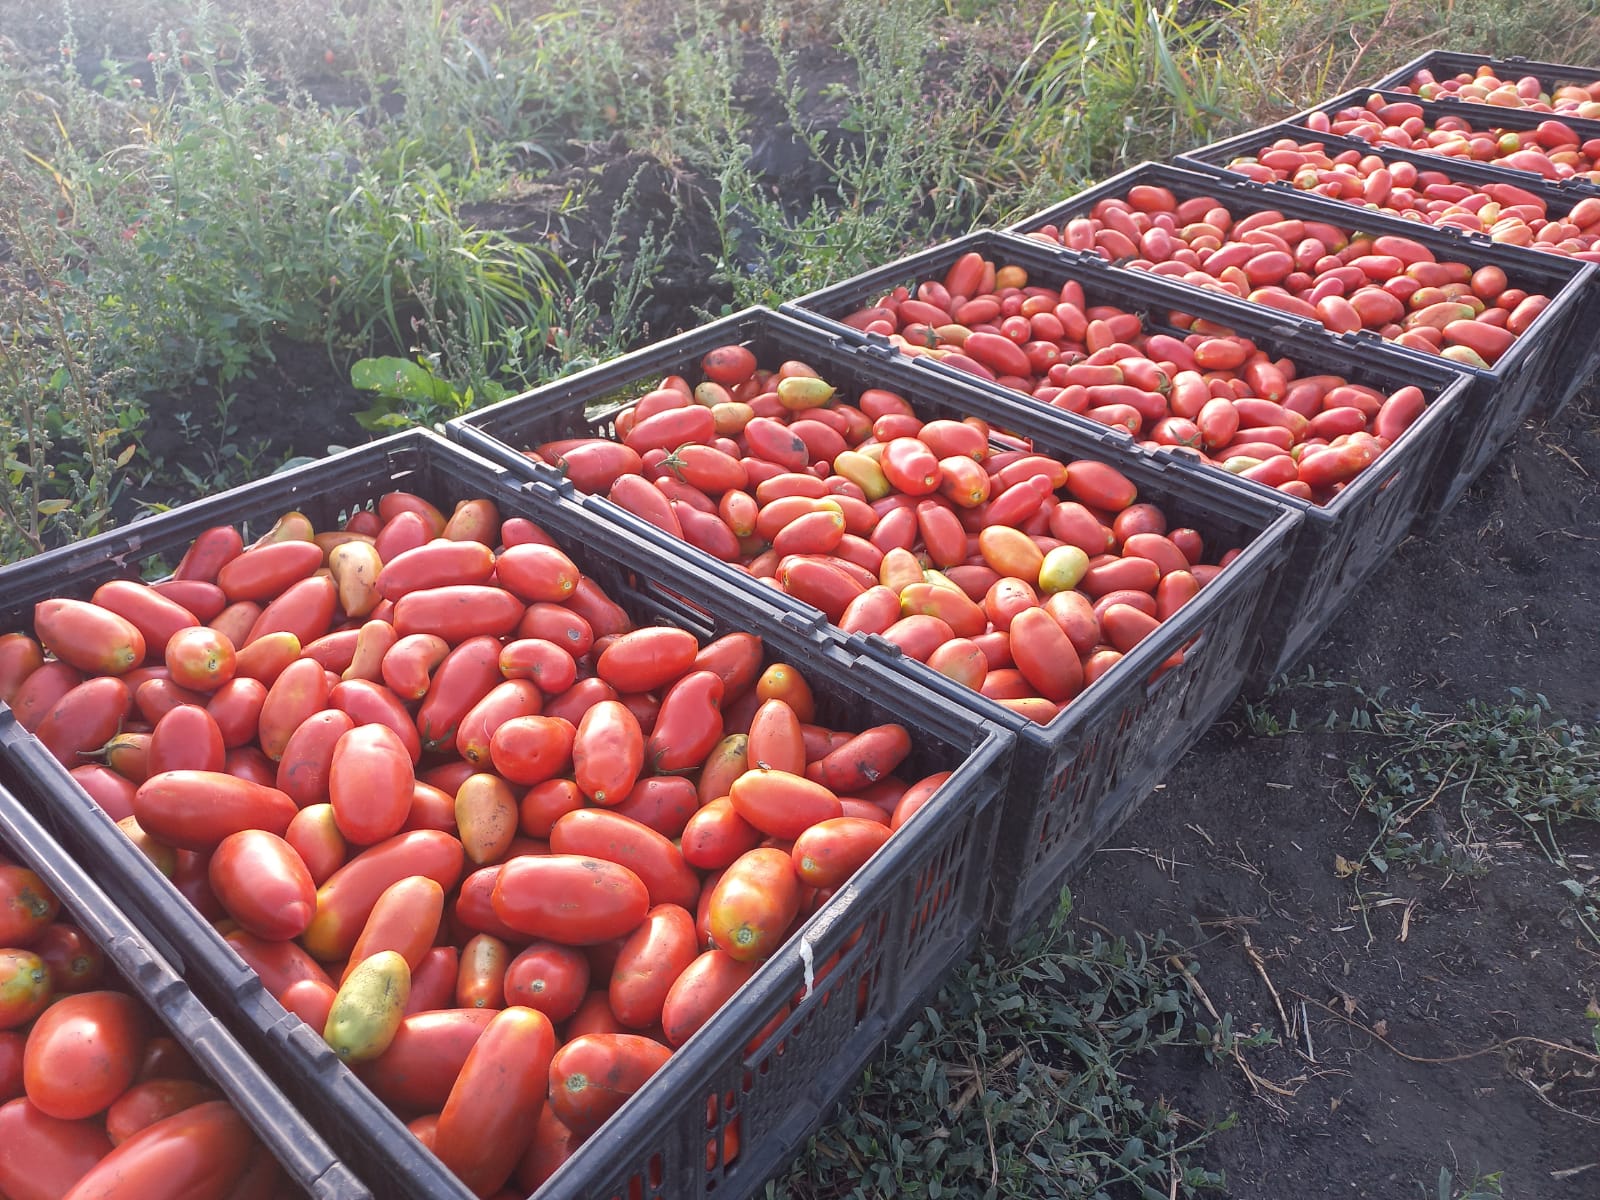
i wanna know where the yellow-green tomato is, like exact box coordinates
[1038,545,1090,594]
[324,949,411,1063]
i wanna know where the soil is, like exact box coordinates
[22,15,1600,1198]
[1072,380,1600,1198]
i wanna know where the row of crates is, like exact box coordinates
[1,47,1598,1200]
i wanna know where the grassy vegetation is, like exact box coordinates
[1246,676,1600,944]
[6,0,1600,558]
[769,894,1246,1199]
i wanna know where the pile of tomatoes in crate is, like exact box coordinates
[1019,189,1559,360]
[1,859,287,1200]
[0,491,951,1198]
[1219,141,1600,262]
[1303,94,1600,184]
[532,336,1259,724]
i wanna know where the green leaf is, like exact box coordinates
[350,356,458,407]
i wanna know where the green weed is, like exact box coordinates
[671,0,999,310]
[1428,1165,1504,1200]
[995,0,1257,197]
[771,892,1233,1199]
[1347,690,1600,878]
[0,156,140,560]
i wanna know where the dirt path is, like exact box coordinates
[1071,382,1600,1197]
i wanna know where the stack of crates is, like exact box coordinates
[2,43,1598,1200]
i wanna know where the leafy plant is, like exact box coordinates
[349,353,505,433]
[670,0,999,310]
[995,0,1258,197]
[771,892,1233,1199]
[0,154,140,560]
[1348,689,1600,878]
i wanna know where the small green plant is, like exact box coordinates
[1427,1165,1504,1200]
[155,392,278,497]
[770,892,1233,1199]
[326,170,567,398]
[349,353,505,433]
[1348,690,1600,879]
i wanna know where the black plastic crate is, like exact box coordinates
[449,311,1300,941]
[0,773,369,1198]
[1175,123,1600,415]
[0,429,1011,1200]
[1369,50,1600,107]
[1294,87,1600,193]
[999,165,1599,509]
[786,229,1471,687]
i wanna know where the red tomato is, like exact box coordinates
[0,1097,115,1200]
[35,677,132,769]
[494,544,582,605]
[33,598,146,676]
[729,770,842,839]
[503,942,590,1023]
[302,829,465,962]
[490,855,649,945]
[283,804,347,887]
[572,701,644,806]
[609,904,698,1030]
[328,724,415,846]
[549,809,700,911]
[701,344,758,386]
[547,1033,672,1138]
[30,923,105,994]
[222,932,331,1003]
[660,949,760,1048]
[707,847,802,963]
[104,1078,220,1146]
[595,628,699,694]
[132,771,297,850]
[0,866,58,947]
[23,990,147,1120]
[434,1006,557,1197]
[414,636,504,752]
[274,709,356,809]
[146,704,226,776]
[354,1008,495,1112]
[208,829,316,942]
[0,633,45,707]
[455,933,510,1010]
[60,1098,254,1200]
[498,639,577,694]
[162,626,237,693]
[343,876,445,982]
[645,670,725,774]
[792,818,895,888]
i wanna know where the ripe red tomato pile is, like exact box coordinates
[0,860,284,1200]
[828,253,1433,502]
[1022,188,1559,361]
[529,343,1257,724]
[1220,142,1600,261]
[1301,94,1600,184]
[0,491,953,1198]
[1393,65,1600,118]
